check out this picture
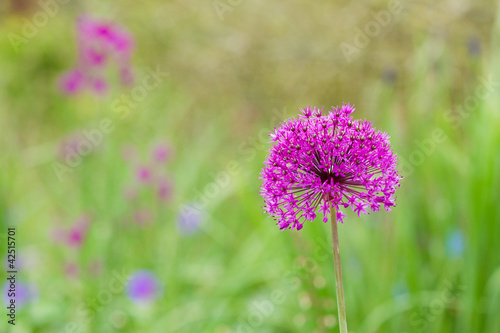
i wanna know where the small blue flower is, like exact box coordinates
[126,270,161,303]
[445,229,464,259]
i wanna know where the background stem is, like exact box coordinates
[330,204,348,333]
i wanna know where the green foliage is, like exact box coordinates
[0,1,499,332]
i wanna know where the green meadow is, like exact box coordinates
[0,0,499,332]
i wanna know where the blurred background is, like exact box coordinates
[1,0,499,332]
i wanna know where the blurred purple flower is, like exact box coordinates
[58,15,135,95]
[77,15,134,67]
[78,16,135,59]
[59,69,85,95]
[152,143,172,164]
[122,142,175,207]
[80,46,107,67]
[67,221,89,247]
[3,282,37,308]
[136,166,152,183]
[53,215,91,249]
[157,177,172,202]
[126,270,161,303]
[178,204,203,235]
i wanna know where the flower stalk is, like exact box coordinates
[330,203,348,333]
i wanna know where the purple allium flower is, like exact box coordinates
[177,204,203,235]
[260,105,401,230]
[126,270,161,303]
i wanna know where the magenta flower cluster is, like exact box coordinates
[59,16,135,95]
[50,214,103,278]
[52,214,91,249]
[260,104,401,230]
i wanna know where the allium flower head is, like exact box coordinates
[260,104,401,230]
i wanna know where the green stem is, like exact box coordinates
[330,204,348,333]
